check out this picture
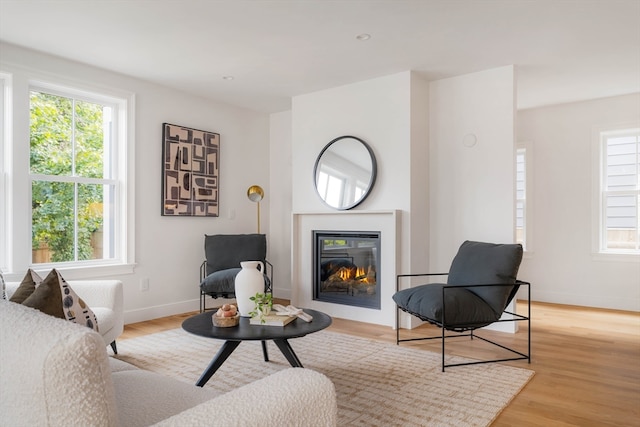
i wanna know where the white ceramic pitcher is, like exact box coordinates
[235,261,265,317]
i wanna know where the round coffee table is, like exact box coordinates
[182,308,332,386]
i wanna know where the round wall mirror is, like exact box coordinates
[313,135,377,210]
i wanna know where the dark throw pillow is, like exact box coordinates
[8,269,43,304]
[22,269,99,332]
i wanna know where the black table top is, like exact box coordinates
[182,308,332,341]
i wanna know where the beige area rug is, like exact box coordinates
[115,328,533,426]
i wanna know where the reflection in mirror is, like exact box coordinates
[314,136,377,210]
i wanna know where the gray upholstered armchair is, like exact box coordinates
[200,234,273,312]
[393,240,530,371]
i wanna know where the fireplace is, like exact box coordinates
[313,230,381,309]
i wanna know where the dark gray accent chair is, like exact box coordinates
[393,240,530,371]
[200,234,273,312]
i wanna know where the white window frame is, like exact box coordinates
[592,123,640,260]
[0,69,136,281]
[0,73,10,274]
[515,142,533,254]
[515,147,526,250]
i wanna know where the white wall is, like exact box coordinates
[1,43,270,323]
[268,110,292,299]
[517,94,640,311]
[429,66,516,270]
[291,71,414,214]
[428,65,518,332]
[287,71,429,326]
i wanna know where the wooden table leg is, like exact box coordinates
[273,339,303,368]
[196,340,241,387]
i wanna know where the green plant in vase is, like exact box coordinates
[249,292,273,324]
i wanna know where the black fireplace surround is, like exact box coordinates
[313,230,381,309]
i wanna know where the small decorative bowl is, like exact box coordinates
[212,313,240,327]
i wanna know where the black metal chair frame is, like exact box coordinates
[199,260,274,312]
[396,273,531,372]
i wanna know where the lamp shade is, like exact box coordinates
[247,185,264,202]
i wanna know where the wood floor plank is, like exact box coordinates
[120,301,640,426]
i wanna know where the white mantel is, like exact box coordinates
[291,211,399,327]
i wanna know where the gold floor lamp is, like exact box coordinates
[246,185,264,233]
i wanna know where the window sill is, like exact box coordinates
[25,262,136,281]
[592,252,640,263]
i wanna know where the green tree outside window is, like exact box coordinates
[30,91,107,262]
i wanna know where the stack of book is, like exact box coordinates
[249,314,296,326]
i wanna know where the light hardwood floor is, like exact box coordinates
[121,301,640,426]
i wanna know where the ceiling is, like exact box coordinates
[1,0,639,113]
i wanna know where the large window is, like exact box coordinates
[599,129,639,253]
[28,86,132,266]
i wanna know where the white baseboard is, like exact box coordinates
[123,297,235,324]
[531,290,640,312]
[124,289,292,325]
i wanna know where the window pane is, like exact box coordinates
[32,180,75,263]
[516,200,525,228]
[605,194,638,250]
[606,135,639,191]
[75,101,107,179]
[326,175,344,207]
[30,92,73,175]
[606,195,637,229]
[77,183,106,260]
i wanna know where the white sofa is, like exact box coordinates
[5,279,124,354]
[0,300,338,427]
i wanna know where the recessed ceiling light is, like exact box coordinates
[356,33,371,41]
[222,75,234,81]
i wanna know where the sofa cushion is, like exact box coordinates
[8,269,43,304]
[22,269,99,332]
[0,300,119,427]
[112,370,219,427]
[109,356,140,373]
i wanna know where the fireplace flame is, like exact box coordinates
[334,266,374,284]
[338,268,351,281]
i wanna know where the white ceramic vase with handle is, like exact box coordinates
[235,261,265,317]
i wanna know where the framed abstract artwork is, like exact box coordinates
[162,123,220,217]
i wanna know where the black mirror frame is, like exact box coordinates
[313,135,377,210]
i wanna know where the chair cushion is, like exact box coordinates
[200,268,271,296]
[392,283,500,329]
[447,240,523,316]
[200,268,240,295]
[204,234,267,276]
